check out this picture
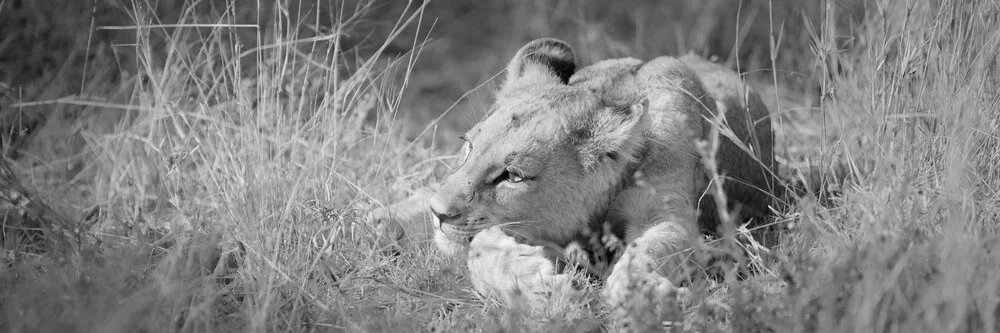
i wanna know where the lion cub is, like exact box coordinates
[370,38,776,308]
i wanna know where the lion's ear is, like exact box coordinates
[504,38,576,88]
[576,100,649,171]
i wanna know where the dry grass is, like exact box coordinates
[0,0,998,332]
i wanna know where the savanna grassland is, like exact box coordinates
[1,0,998,332]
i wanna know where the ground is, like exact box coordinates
[0,0,998,332]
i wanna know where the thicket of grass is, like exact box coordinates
[0,0,997,332]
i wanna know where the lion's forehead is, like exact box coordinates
[466,119,575,172]
[455,68,645,182]
[467,128,555,168]
[452,126,572,192]
[468,88,596,144]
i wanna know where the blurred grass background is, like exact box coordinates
[1,0,998,332]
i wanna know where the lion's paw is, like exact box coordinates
[603,251,686,317]
[467,227,573,305]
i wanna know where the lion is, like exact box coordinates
[368,38,777,308]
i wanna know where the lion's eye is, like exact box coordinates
[502,167,526,184]
[461,142,472,159]
[507,170,525,183]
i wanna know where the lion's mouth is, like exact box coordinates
[439,223,481,239]
[436,213,494,241]
[445,226,496,243]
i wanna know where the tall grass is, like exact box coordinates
[775,0,1000,332]
[2,1,470,331]
[0,0,997,332]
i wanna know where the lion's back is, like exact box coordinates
[679,54,778,233]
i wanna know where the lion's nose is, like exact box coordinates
[429,200,464,226]
[431,207,464,226]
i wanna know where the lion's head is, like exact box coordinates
[428,39,651,255]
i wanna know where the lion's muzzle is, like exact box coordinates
[429,197,466,227]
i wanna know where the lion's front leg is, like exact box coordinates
[603,223,691,309]
[602,187,694,316]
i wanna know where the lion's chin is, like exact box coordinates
[433,224,477,256]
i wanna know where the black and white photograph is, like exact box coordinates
[1,0,998,332]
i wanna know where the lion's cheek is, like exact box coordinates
[490,185,535,218]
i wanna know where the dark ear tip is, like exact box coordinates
[509,38,576,84]
[519,38,575,62]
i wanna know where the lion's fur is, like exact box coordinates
[374,38,776,302]
[428,39,775,255]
